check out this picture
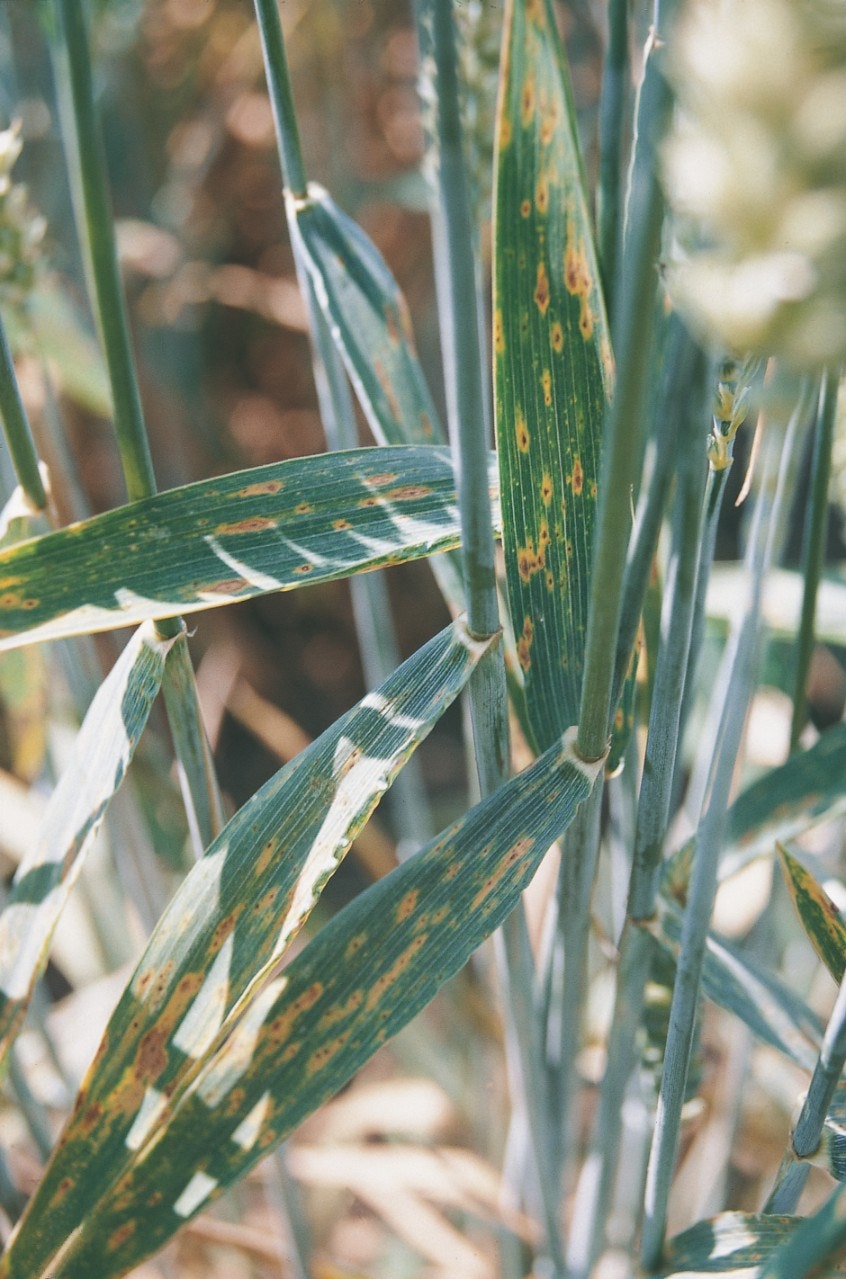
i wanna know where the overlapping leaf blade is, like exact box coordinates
[654,900,822,1068]
[657,1212,846,1277]
[779,844,846,983]
[493,0,612,749]
[758,1183,846,1278]
[3,732,601,1279]
[0,446,495,651]
[0,622,175,1065]
[663,723,846,902]
[1,620,495,1279]
[291,186,444,448]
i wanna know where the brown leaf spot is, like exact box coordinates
[517,532,546,583]
[470,837,534,911]
[267,982,324,1044]
[520,198,532,218]
[255,839,277,876]
[214,517,276,536]
[56,1177,74,1202]
[516,407,530,453]
[579,302,595,340]
[571,457,584,496]
[564,241,592,298]
[541,368,552,407]
[541,473,553,505]
[373,357,402,422]
[80,1102,103,1134]
[317,990,364,1031]
[396,889,419,922]
[252,886,280,915]
[387,485,432,501]
[200,578,250,596]
[223,1087,247,1117]
[294,502,313,515]
[540,96,558,146]
[306,1031,351,1076]
[337,743,363,777]
[521,75,536,127]
[210,910,241,954]
[238,480,283,497]
[536,174,549,215]
[534,262,550,316]
[499,116,512,149]
[551,321,564,353]
[365,934,429,1009]
[107,1222,136,1252]
[494,308,505,355]
[293,563,313,575]
[517,616,534,672]
[137,1026,169,1082]
[345,931,368,959]
[333,518,351,531]
[365,473,399,487]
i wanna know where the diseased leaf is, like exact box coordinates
[7,731,601,1279]
[654,899,822,1068]
[493,0,612,749]
[758,1183,846,1278]
[658,1211,846,1277]
[0,622,175,1065]
[0,446,496,651]
[779,844,846,983]
[1,620,497,1279]
[291,186,444,448]
[663,722,846,902]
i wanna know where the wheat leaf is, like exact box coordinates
[291,185,444,448]
[0,446,496,651]
[0,619,496,1278]
[493,0,612,749]
[0,622,175,1066]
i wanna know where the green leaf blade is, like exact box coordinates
[18,732,601,1279]
[0,623,174,1064]
[1,619,494,1278]
[654,900,822,1069]
[0,446,491,651]
[657,1212,830,1278]
[779,844,846,983]
[663,722,846,902]
[493,0,612,750]
[293,188,444,448]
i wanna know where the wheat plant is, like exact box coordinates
[1,0,846,1276]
